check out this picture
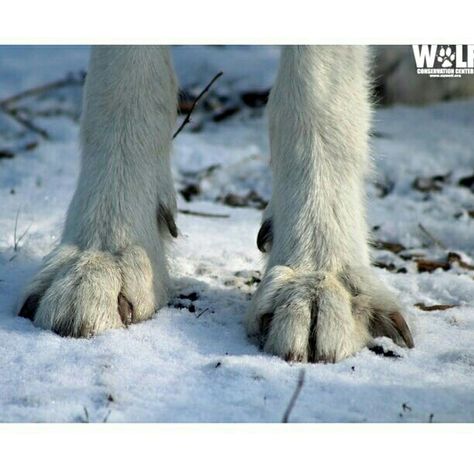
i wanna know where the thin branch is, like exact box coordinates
[179,209,229,218]
[282,369,305,423]
[415,302,457,311]
[0,75,84,108]
[418,223,446,250]
[82,406,90,423]
[196,308,209,319]
[173,71,223,139]
[102,410,112,423]
[1,107,50,139]
[0,74,84,139]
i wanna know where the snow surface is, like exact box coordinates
[1,46,474,422]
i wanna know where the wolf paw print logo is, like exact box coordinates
[413,44,474,78]
[437,46,455,68]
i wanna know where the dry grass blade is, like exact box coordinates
[13,209,31,252]
[418,223,446,250]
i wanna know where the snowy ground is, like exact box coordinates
[1,46,474,422]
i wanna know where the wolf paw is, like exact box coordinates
[245,265,414,363]
[18,244,162,337]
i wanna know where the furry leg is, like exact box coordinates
[18,46,178,336]
[246,46,414,362]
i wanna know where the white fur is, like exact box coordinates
[19,46,178,336]
[245,46,409,362]
[19,45,412,361]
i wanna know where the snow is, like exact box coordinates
[1,46,474,422]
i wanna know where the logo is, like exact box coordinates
[412,45,474,78]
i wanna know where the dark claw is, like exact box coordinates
[258,313,273,348]
[158,204,178,238]
[313,354,337,364]
[18,294,41,321]
[257,219,272,253]
[259,313,273,336]
[118,293,133,327]
[285,352,304,362]
[307,299,319,362]
[389,312,415,349]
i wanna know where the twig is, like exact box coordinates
[82,406,90,423]
[196,308,209,318]
[415,302,457,311]
[1,107,50,139]
[282,369,305,423]
[0,74,85,139]
[0,75,85,108]
[102,409,112,423]
[173,71,223,139]
[418,223,446,250]
[179,209,229,218]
